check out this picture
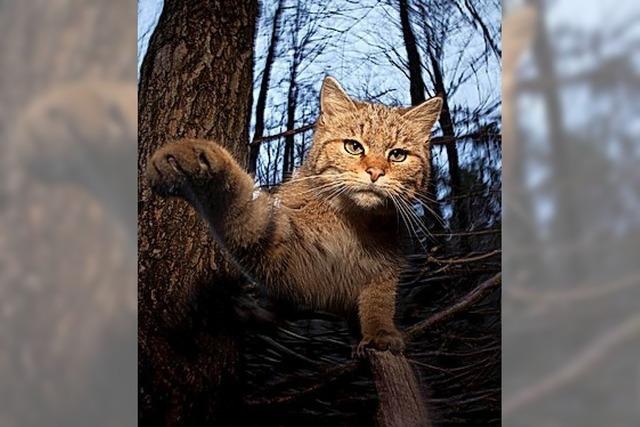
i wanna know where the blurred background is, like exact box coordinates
[502,0,640,425]
[0,1,137,426]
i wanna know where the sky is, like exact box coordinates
[137,0,502,191]
[137,0,163,76]
[137,0,500,119]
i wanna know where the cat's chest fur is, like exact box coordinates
[267,194,401,312]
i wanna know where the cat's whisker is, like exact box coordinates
[399,195,437,235]
[386,191,426,251]
[326,183,352,203]
[408,198,449,230]
[398,207,430,254]
[387,193,414,241]
[394,196,431,252]
[287,180,344,198]
[394,193,439,247]
[392,183,449,230]
[284,173,326,183]
[297,182,340,194]
[306,181,350,204]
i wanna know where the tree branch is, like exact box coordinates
[405,273,502,340]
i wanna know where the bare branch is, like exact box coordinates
[405,273,502,339]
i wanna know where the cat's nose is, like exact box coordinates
[366,167,385,183]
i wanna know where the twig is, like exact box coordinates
[250,123,315,144]
[506,271,640,305]
[428,250,501,265]
[256,334,320,366]
[251,122,499,146]
[405,273,502,340]
[245,360,357,407]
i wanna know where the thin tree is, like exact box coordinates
[138,0,258,424]
[281,0,328,181]
[397,0,445,229]
[398,0,427,106]
[249,0,286,174]
[416,0,500,233]
[418,0,465,230]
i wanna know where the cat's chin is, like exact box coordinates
[348,191,387,210]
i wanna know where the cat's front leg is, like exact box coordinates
[147,138,271,249]
[355,277,405,357]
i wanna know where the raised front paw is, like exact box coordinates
[147,139,226,198]
[355,329,405,358]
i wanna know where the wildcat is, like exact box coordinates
[147,77,442,355]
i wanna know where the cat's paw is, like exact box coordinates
[147,139,226,198]
[354,329,405,358]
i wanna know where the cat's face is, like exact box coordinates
[305,77,442,211]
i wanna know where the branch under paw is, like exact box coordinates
[355,329,405,358]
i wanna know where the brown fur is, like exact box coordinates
[147,77,442,354]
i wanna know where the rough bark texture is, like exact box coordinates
[138,0,258,425]
[369,351,430,427]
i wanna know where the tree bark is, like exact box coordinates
[138,0,257,425]
[249,0,285,175]
[369,351,430,427]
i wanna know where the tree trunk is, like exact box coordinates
[249,0,285,175]
[138,0,258,425]
[428,50,466,233]
[282,68,298,181]
[398,0,442,229]
[530,0,581,277]
[399,0,426,105]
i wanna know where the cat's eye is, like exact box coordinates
[344,139,364,156]
[388,149,408,162]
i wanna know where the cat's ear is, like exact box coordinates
[320,76,356,116]
[402,96,443,136]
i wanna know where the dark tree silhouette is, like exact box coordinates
[399,0,427,105]
[249,0,285,175]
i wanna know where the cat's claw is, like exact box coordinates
[147,139,225,198]
[354,330,405,358]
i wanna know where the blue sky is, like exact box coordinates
[137,0,502,191]
[137,0,500,115]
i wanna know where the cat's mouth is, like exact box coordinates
[352,183,387,196]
